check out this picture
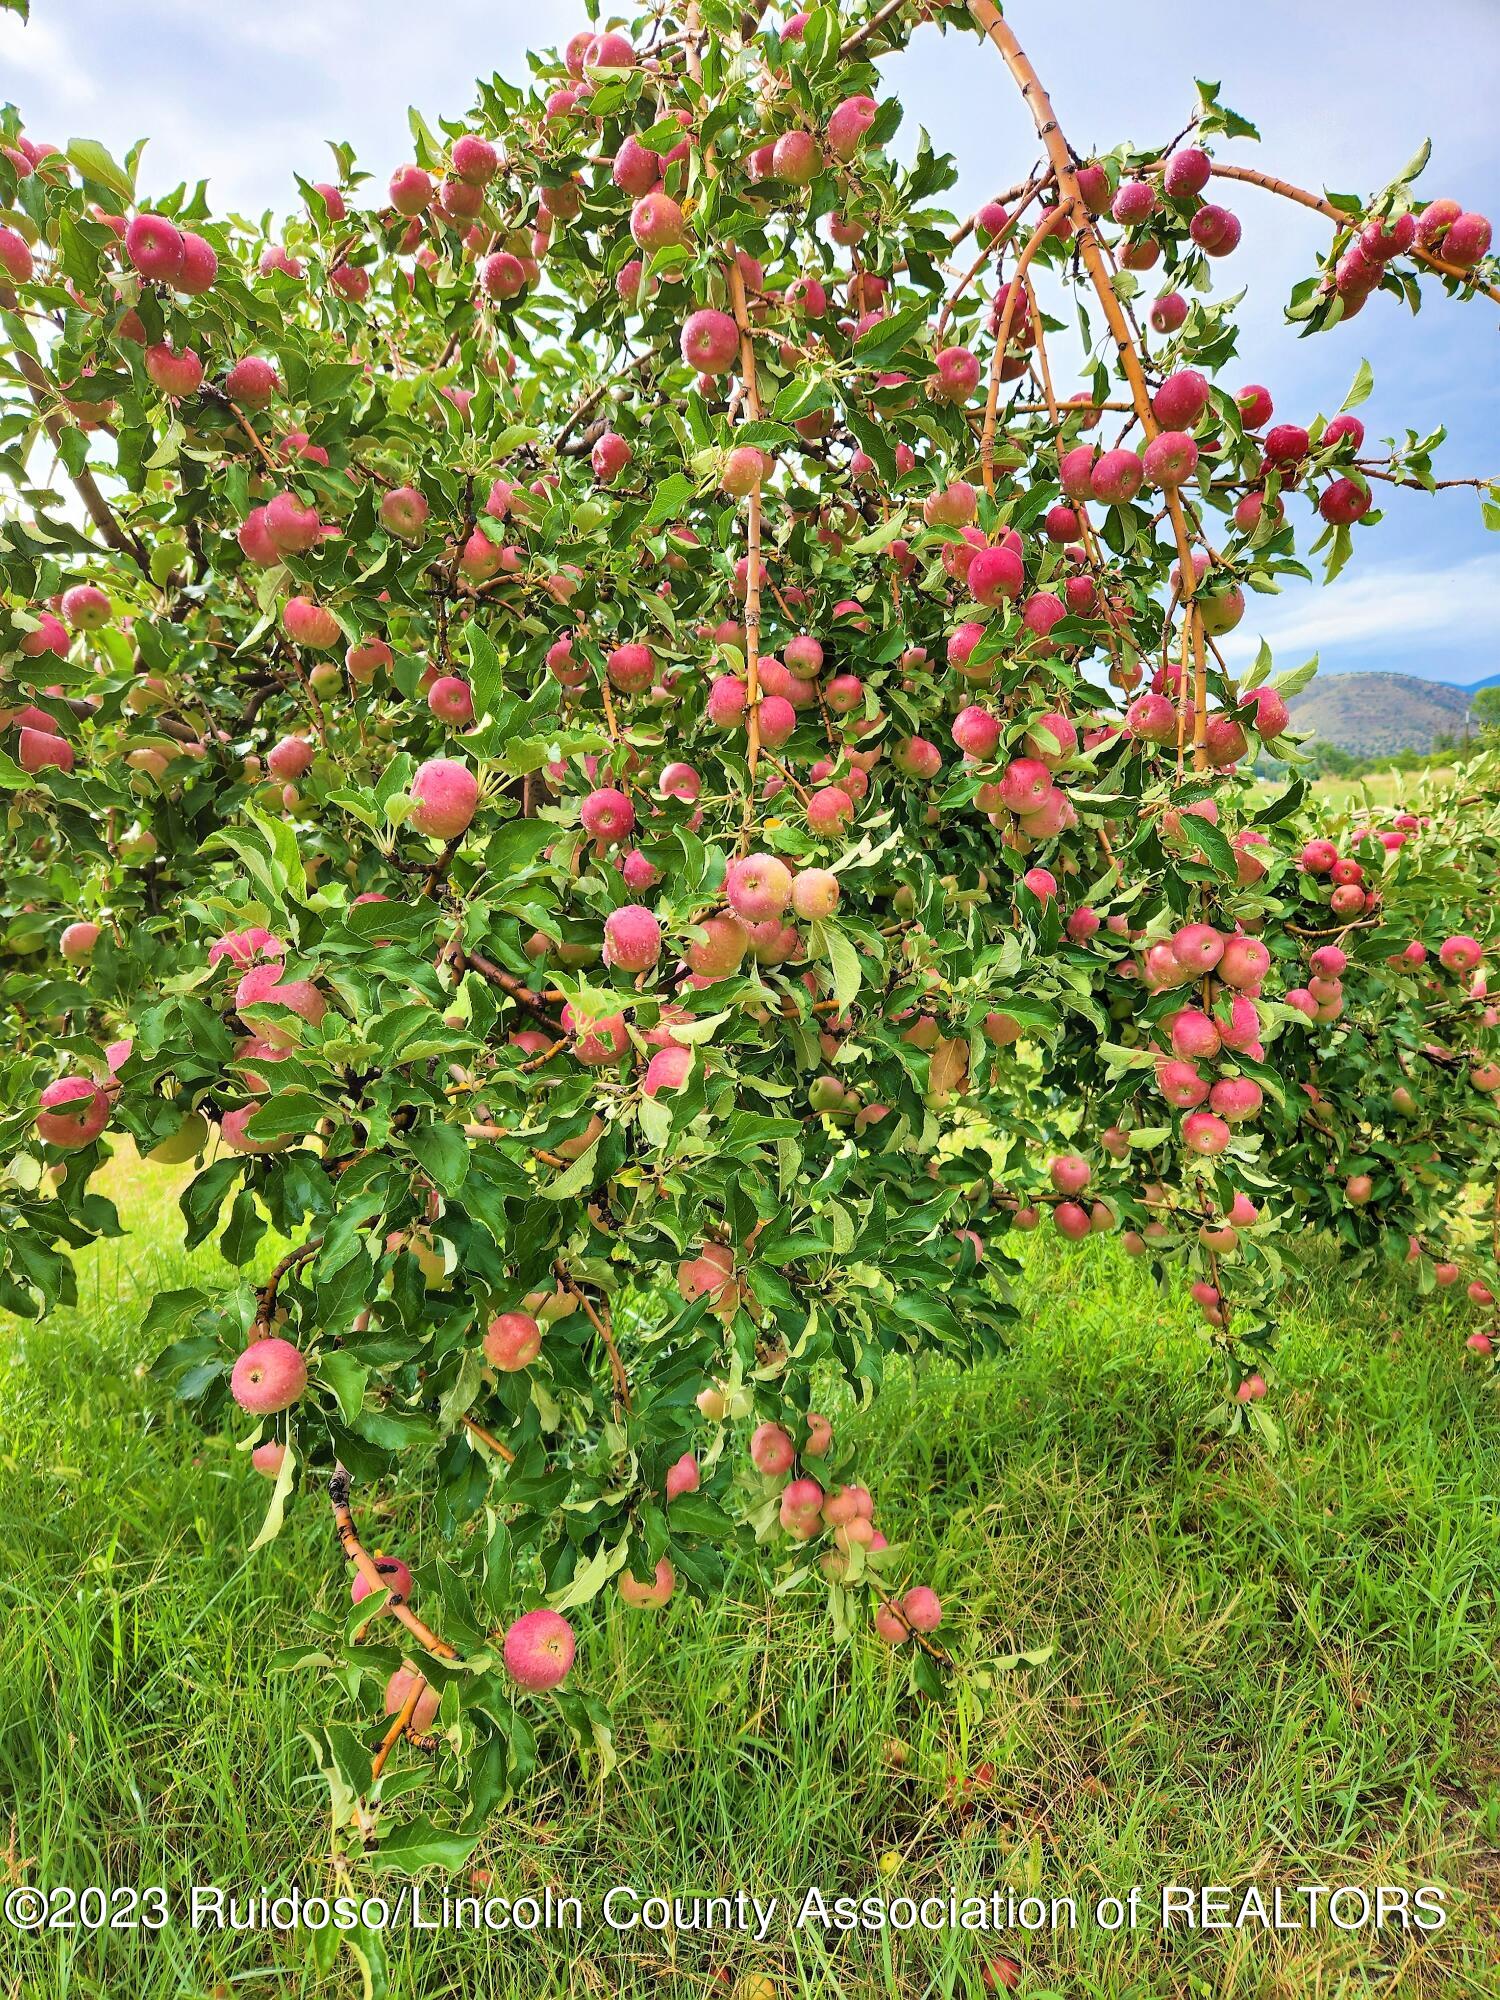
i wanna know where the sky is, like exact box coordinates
[3,0,1497,685]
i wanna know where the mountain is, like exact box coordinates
[1285,673,1478,757]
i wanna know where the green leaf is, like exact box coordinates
[247,1437,297,1553]
[1191,816,1239,880]
[811,920,862,1010]
[1254,778,1307,827]
[665,1493,735,1540]
[1193,79,1261,142]
[732,421,794,449]
[1272,654,1319,700]
[772,375,834,422]
[642,473,694,529]
[1243,639,1273,693]
[538,1139,600,1200]
[467,624,504,720]
[438,1347,486,1430]
[550,1536,628,1611]
[992,1642,1055,1671]
[140,1287,210,1341]
[638,115,690,152]
[318,1350,369,1425]
[1247,1401,1283,1453]
[845,512,909,557]
[406,1122,470,1196]
[406,105,443,166]
[181,1158,243,1250]
[369,1816,477,1872]
[66,137,135,205]
[1340,359,1374,412]
[638,1092,673,1148]
[480,819,557,879]
[851,298,927,366]
[221,1189,268,1267]
[1394,139,1431,188]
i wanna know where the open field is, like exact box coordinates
[1,1157,1497,2000]
[1311,770,1459,810]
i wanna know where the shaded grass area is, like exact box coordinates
[0,1154,1497,1998]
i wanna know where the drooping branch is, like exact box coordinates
[460,1413,516,1464]
[979,209,1063,498]
[328,1465,460,1662]
[456,945,565,1028]
[371,1672,426,1780]
[12,348,151,570]
[553,350,653,454]
[1356,466,1497,492]
[966,0,1209,767]
[256,1235,324,1326]
[198,381,279,470]
[1022,270,1133,686]
[727,256,766,805]
[686,0,767,820]
[935,171,1047,342]
[1201,161,1500,309]
[553,1263,631,1412]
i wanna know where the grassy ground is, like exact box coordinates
[1310,769,1456,810]
[1,1153,1497,2000]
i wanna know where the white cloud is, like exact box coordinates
[6,0,580,214]
[1219,557,1500,679]
[148,0,357,63]
[0,14,99,108]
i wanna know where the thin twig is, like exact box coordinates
[329,1466,459,1662]
[1200,161,1500,308]
[12,348,151,567]
[840,0,911,58]
[460,1413,516,1464]
[553,1264,631,1411]
[258,1235,324,1324]
[371,1673,426,1780]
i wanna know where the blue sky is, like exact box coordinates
[4,1,1497,684]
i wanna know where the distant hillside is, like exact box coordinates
[1286,673,1477,757]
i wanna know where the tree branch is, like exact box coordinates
[329,1465,460,1662]
[553,1264,631,1412]
[12,348,151,570]
[1201,161,1500,309]
[966,0,1207,767]
[840,0,912,59]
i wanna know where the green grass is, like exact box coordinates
[1310,768,1457,810]
[2,1155,1498,2000]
